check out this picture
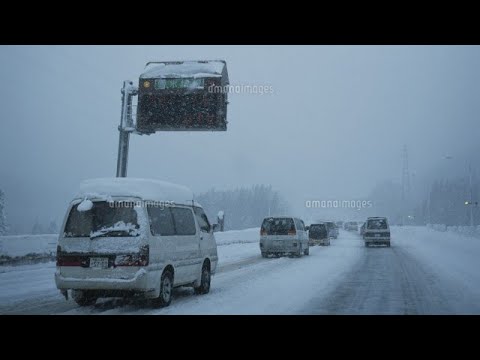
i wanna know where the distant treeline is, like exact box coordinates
[196,185,289,231]
[414,178,480,226]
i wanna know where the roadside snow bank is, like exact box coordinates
[0,227,260,261]
[428,223,480,237]
[214,228,260,246]
[0,234,58,258]
[392,226,480,305]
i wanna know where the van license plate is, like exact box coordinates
[90,257,109,268]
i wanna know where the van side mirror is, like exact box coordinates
[212,224,219,232]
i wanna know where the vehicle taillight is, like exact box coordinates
[56,246,85,267]
[114,245,149,267]
[288,230,296,235]
[260,229,266,236]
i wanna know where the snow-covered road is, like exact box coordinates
[302,226,480,315]
[303,245,470,314]
[1,227,480,314]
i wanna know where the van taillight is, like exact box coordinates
[288,230,296,235]
[56,247,84,267]
[260,229,266,236]
[115,245,149,267]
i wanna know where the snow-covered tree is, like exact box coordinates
[47,220,58,234]
[31,218,45,235]
[426,176,479,226]
[0,189,7,235]
[196,185,290,230]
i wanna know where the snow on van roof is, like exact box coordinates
[140,60,225,79]
[76,178,195,205]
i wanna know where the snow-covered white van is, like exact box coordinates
[260,216,309,257]
[55,178,218,307]
[363,217,390,247]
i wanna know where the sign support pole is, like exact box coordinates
[116,81,138,177]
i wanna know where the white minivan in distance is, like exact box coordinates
[363,217,391,247]
[55,178,218,307]
[259,216,309,257]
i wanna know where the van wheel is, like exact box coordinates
[194,263,211,295]
[72,290,97,307]
[304,247,309,256]
[154,270,173,307]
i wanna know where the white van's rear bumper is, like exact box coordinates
[260,239,302,254]
[55,267,160,296]
[364,237,390,245]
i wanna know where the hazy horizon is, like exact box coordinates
[1,45,480,232]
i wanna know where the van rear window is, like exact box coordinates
[64,201,139,238]
[309,224,327,239]
[261,218,295,235]
[367,218,388,229]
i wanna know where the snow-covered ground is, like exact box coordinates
[392,226,480,312]
[1,226,480,314]
[0,228,264,314]
[74,231,362,315]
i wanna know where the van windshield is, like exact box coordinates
[367,219,388,229]
[64,201,140,238]
[261,218,295,235]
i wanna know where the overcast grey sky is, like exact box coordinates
[1,45,480,231]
